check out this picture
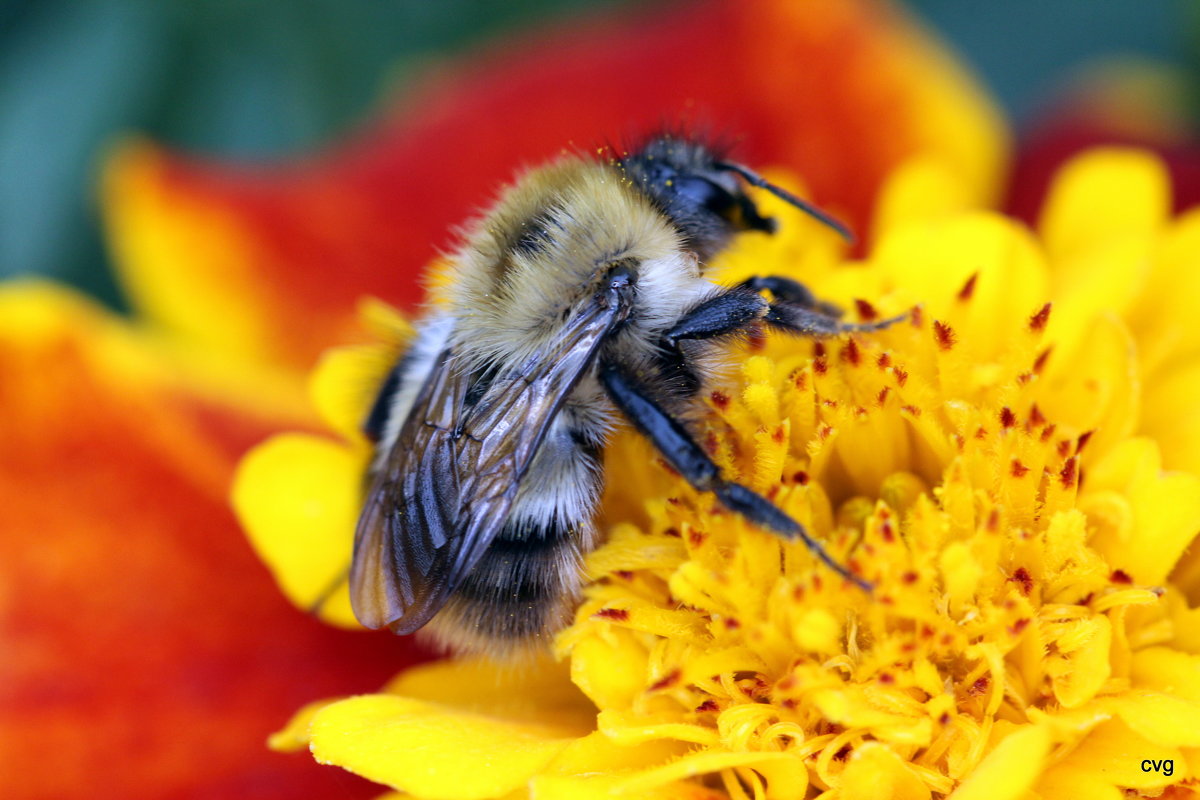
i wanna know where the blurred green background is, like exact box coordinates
[0,0,1194,311]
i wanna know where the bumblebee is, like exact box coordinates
[350,134,899,653]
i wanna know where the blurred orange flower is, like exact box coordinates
[2,0,1008,797]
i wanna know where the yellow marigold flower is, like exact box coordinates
[236,149,1200,799]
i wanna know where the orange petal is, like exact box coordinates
[0,282,424,799]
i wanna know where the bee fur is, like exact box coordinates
[352,133,899,656]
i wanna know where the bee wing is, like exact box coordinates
[350,298,623,634]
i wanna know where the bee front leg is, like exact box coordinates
[666,287,903,345]
[736,275,843,318]
[598,361,870,590]
[763,303,907,337]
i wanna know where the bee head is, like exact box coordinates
[616,135,852,262]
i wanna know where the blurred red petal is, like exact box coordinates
[0,284,427,799]
[103,0,1006,371]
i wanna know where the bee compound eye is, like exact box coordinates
[672,176,737,217]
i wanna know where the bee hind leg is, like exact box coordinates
[598,362,870,591]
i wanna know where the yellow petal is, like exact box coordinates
[871,156,977,242]
[531,773,722,800]
[947,724,1050,800]
[567,627,649,712]
[101,141,279,366]
[383,656,595,731]
[871,212,1049,365]
[309,694,580,799]
[268,696,342,752]
[1128,208,1200,375]
[543,730,685,777]
[231,433,361,627]
[1038,148,1170,260]
[1107,692,1200,748]
[1140,360,1200,475]
[1035,763,1123,800]
[1051,719,1185,790]
[840,741,931,800]
[308,343,401,440]
[597,710,720,747]
[608,749,805,799]
[1037,313,1138,467]
[1086,438,1200,584]
[1048,615,1111,708]
[1131,647,1200,702]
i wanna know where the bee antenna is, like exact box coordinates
[715,161,855,244]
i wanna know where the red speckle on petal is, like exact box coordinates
[1029,404,1046,428]
[1033,347,1053,374]
[1010,459,1030,478]
[1029,303,1052,332]
[649,668,681,692]
[1009,567,1034,596]
[933,320,956,350]
[876,352,891,369]
[594,608,630,622]
[710,390,730,410]
[999,407,1017,429]
[842,337,862,366]
[957,272,979,301]
[985,508,1000,532]
[1060,458,1078,490]
[855,298,879,321]
[1110,569,1133,585]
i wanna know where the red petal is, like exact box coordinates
[103,0,1006,371]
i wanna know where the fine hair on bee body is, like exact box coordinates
[349,132,902,656]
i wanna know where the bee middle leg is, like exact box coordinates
[598,361,869,590]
